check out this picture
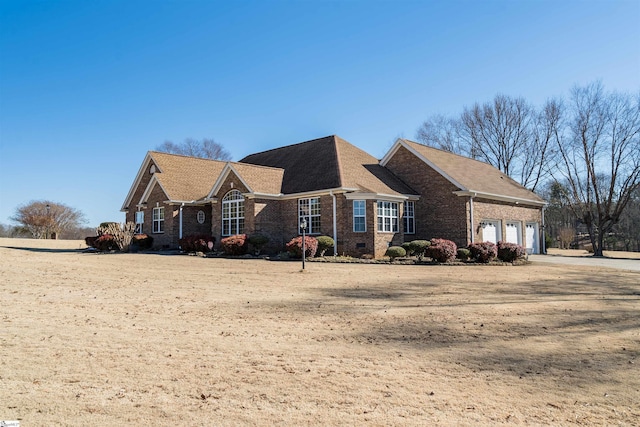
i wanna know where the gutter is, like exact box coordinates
[469,193,475,244]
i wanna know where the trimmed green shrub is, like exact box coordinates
[132,234,154,250]
[316,235,335,256]
[457,248,471,261]
[220,234,248,256]
[468,241,497,263]
[179,234,216,253]
[385,246,406,261]
[401,242,413,256]
[426,238,457,263]
[497,241,526,262]
[247,234,269,255]
[409,240,431,260]
[286,236,318,258]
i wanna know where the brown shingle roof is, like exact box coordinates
[149,151,227,202]
[240,135,417,196]
[228,162,284,195]
[398,139,545,203]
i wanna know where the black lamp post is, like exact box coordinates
[300,218,307,270]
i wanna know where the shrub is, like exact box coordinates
[316,235,335,256]
[220,234,248,256]
[179,234,216,253]
[468,241,497,263]
[132,234,154,250]
[85,236,98,248]
[409,240,431,260]
[401,242,413,256]
[457,248,471,261]
[97,222,136,252]
[385,246,406,261]
[286,236,318,258]
[497,241,526,262]
[94,234,118,251]
[247,234,269,255]
[426,238,457,263]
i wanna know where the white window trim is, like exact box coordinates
[403,201,415,234]
[353,200,366,233]
[298,197,321,235]
[222,190,245,236]
[377,201,399,233]
[152,207,164,234]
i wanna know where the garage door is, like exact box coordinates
[482,221,499,244]
[505,222,520,245]
[526,223,539,254]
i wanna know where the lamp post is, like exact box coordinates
[300,218,307,270]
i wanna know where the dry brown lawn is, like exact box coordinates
[1,238,639,426]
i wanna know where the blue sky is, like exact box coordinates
[1,0,639,227]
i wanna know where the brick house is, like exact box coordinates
[121,135,546,257]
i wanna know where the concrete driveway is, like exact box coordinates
[529,254,640,272]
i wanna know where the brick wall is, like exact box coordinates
[472,198,542,245]
[384,146,468,247]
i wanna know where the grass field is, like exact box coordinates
[1,238,639,425]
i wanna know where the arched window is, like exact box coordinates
[222,190,244,236]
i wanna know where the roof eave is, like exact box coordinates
[454,190,547,207]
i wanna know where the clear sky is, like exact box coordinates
[1,0,639,227]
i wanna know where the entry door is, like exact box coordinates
[505,222,520,245]
[526,223,539,254]
[482,221,499,244]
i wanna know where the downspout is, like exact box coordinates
[469,194,475,244]
[331,190,338,256]
[179,203,184,240]
[541,205,546,254]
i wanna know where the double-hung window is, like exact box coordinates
[377,201,398,233]
[152,207,164,233]
[403,201,415,234]
[135,211,144,234]
[222,190,245,236]
[353,200,366,232]
[298,197,321,234]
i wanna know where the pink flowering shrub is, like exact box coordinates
[179,234,216,253]
[286,236,318,258]
[468,241,498,263]
[497,241,526,262]
[220,234,248,255]
[426,238,457,263]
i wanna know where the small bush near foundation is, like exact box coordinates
[132,234,154,250]
[179,234,216,253]
[457,248,471,261]
[94,234,118,251]
[409,240,431,260]
[385,246,406,261]
[426,238,457,263]
[497,241,526,262]
[220,234,248,255]
[401,242,413,256]
[85,236,98,248]
[316,235,335,256]
[286,236,318,258]
[468,241,497,263]
[247,234,269,255]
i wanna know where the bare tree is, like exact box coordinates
[157,138,232,161]
[552,82,640,257]
[416,94,553,191]
[10,200,86,239]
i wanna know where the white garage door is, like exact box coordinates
[526,223,539,254]
[505,222,520,245]
[482,221,499,244]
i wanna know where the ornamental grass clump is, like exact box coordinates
[427,238,457,263]
[497,241,527,262]
[220,234,248,255]
[286,236,318,258]
[316,235,335,256]
[179,234,216,253]
[385,246,406,261]
[97,222,136,252]
[468,241,498,263]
